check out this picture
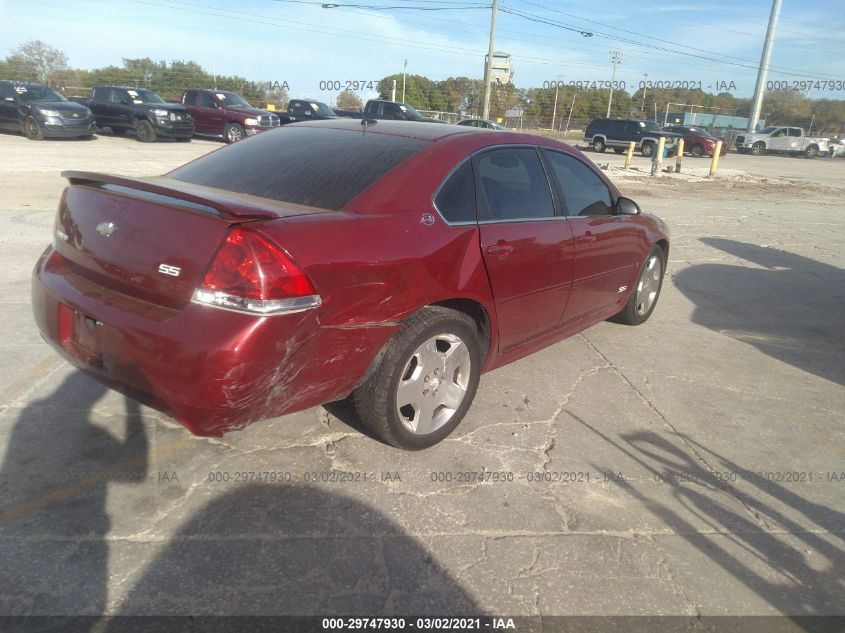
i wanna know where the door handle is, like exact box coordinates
[486,241,513,258]
[576,232,597,244]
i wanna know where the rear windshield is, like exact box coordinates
[169,125,428,210]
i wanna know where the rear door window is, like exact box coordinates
[182,90,197,106]
[198,91,215,108]
[169,126,428,210]
[434,161,476,223]
[474,147,555,221]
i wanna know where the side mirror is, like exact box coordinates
[213,101,223,109]
[615,197,640,215]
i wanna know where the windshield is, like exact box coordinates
[309,101,336,117]
[399,102,422,119]
[14,85,68,103]
[643,121,661,132]
[688,127,715,138]
[217,91,252,108]
[128,89,165,104]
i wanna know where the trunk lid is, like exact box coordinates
[55,171,325,309]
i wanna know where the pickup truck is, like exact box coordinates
[71,86,193,142]
[337,99,445,123]
[735,126,829,158]
[280,99,340,123]
[180,89,280,143]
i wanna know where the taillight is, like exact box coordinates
[192,227,320,315]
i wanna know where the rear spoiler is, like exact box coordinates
[61,171,322,220]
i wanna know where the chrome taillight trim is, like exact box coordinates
[191,289,322,315]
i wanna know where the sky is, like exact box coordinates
[1,0,843,105]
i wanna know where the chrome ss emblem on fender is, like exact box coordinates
[420,213,436,226]
[96,221,117,237]
[158,263,182,277]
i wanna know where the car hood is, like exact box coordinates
[223,106,277,118]
[27,101,90,113]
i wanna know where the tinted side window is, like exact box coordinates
[434,161,476,223]
[110,88,129,103]
[0,83,15,99]
[384,104,402,119]
[182,90,197,105]
[198,91,215,108]
[788,128,802,137]
[475,148,554,221]
[542,150,613,217]
[92,87,108,102]
[169,127,428,210]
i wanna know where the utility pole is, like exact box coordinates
[402,59,408,102]
[550,75,562,132]
[606,50,623,118]
[640,73,648,112]
[482,0,498,121]
[747,0,782,132]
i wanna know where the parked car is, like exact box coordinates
[32,119,668,449]
[663,124,728,157]
[457,119,505,130]
[584,118,681,157]
[0,80,96,140]
[336,99,446,123]
[827,138,844,158]
[73,86,194,142]
[734,126,829,158]
[180,89,280,143]
[281,99,339,123]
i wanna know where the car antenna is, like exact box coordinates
[361,118,377,130]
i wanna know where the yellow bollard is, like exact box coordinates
[675,139,684,173]
[651,137,666,175]
[624,141,635,169]
[708,140,723,176]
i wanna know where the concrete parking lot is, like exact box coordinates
[0,131,843,620]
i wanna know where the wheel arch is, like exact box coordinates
[430,298,492,365]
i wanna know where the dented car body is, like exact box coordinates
[32,119,669,447]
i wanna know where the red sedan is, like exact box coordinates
[664,124,728,157]
[32,119,669,449]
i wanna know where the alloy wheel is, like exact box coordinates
[395,333,471,435]
[635,254,662,316]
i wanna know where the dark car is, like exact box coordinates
[351,99,447,123]
[79,86,194,142]
[32,119,668,449]
[664,124,728,157]
[457,119,505,130]
[0,81,96,140]
[584,117,681,157]
[181,89,280,143]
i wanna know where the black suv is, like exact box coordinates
[72,86,194,142]
[584,118,681,157]
[0,80,96,140]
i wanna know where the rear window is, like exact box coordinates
[169,126,428,210]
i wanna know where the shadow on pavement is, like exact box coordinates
[0,370,148,615]
[573,412,844,625]
[674,238,845,385]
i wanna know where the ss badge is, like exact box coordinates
[158,263,182,277]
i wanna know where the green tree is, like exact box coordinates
[336,89,363,111]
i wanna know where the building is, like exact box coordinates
[484,51,513,85]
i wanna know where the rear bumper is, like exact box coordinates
[32,247,388,436]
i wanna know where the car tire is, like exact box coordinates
[613,148,626,154]
[592,138,606,153]
[224,123,246,144]
[23,116,44,141]
[751,142,765,156]
[352,306,482,450]
[690,143,704,157]
[135,119,156,143]
[110,127,128,136]
[804,145,818,159]
[641,142,655,158]
[610,246,666,326]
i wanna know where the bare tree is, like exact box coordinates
[9,40,68,84]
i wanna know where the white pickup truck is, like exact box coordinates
[735,126,829,158]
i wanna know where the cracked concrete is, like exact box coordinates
[0,134,843,618]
